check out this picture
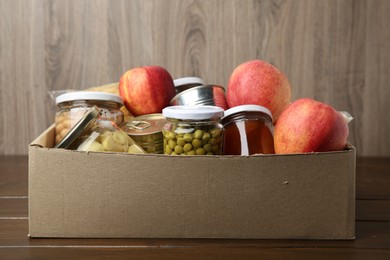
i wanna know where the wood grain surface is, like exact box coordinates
[0,0,389,156]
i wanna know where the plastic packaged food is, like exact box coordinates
[162,106,224,155]
[170,85,228,110]
[173,77,204,94]
[121,114,167,154]
[221,105,275,155]
[55,106,145,154]
[55,91,124,144]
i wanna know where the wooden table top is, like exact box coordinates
[1,156,389,259]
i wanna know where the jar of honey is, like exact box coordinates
[221,105,275,155]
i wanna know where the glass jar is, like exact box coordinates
[162,106,224,155]
[55,92,124,144]
[55,106,145,154]
[221,105,275,155]
[121,114,167,154]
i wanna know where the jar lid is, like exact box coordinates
[173,77,204,87]
[170,85,226,106]
[55,91,123,105]
[223,105,273,120]
[162,105,224,120]
[121,114,167,135]
[55,106,100,149]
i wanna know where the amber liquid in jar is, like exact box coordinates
[221,106,275,155]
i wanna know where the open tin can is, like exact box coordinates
[121,114,167,154]
[170,85,228,110]
[173,77,204,94]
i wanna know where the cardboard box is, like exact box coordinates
[29,125,356,239]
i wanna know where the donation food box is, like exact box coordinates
[28,125,355,239]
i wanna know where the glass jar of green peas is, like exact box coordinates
[162,106,224,156]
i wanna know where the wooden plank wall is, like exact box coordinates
[0,0,389,156]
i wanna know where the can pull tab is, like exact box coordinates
[126,120,151,130]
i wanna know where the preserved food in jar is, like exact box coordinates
[221,105,275,155]
[55,106,145,154]
[162,106,224,155]
[55,91,124,144]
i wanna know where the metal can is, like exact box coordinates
[170,85,228,110]
[173,77,204,94]
[121,114,167,154]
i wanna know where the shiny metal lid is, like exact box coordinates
[55,106,100,149]
[121,114,166,136]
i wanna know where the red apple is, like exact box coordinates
[274,98,351,154]
[226,60,291,122]
[119,66,176,116]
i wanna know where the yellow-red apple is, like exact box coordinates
[119,66,176,116]
[226,60,291,122]
[274,98,351,154]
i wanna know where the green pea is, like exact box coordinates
[202,132,211,142]
[186,150,196,156]
[177,138,186,146]
[196,148,206,155]
[168,139,177,149]
[171,151,178,156]
[194,129,203,139]
[192,139,203,149]
[183,143,192,152]
[203,143,212,152]
[183,133,193,142]
[167,132,176,140]
[211,129,221,138]
[175,145,184,154]
[165,145,173,154]
[209,138,217,145]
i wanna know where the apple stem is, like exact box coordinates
[339,111,353,124]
